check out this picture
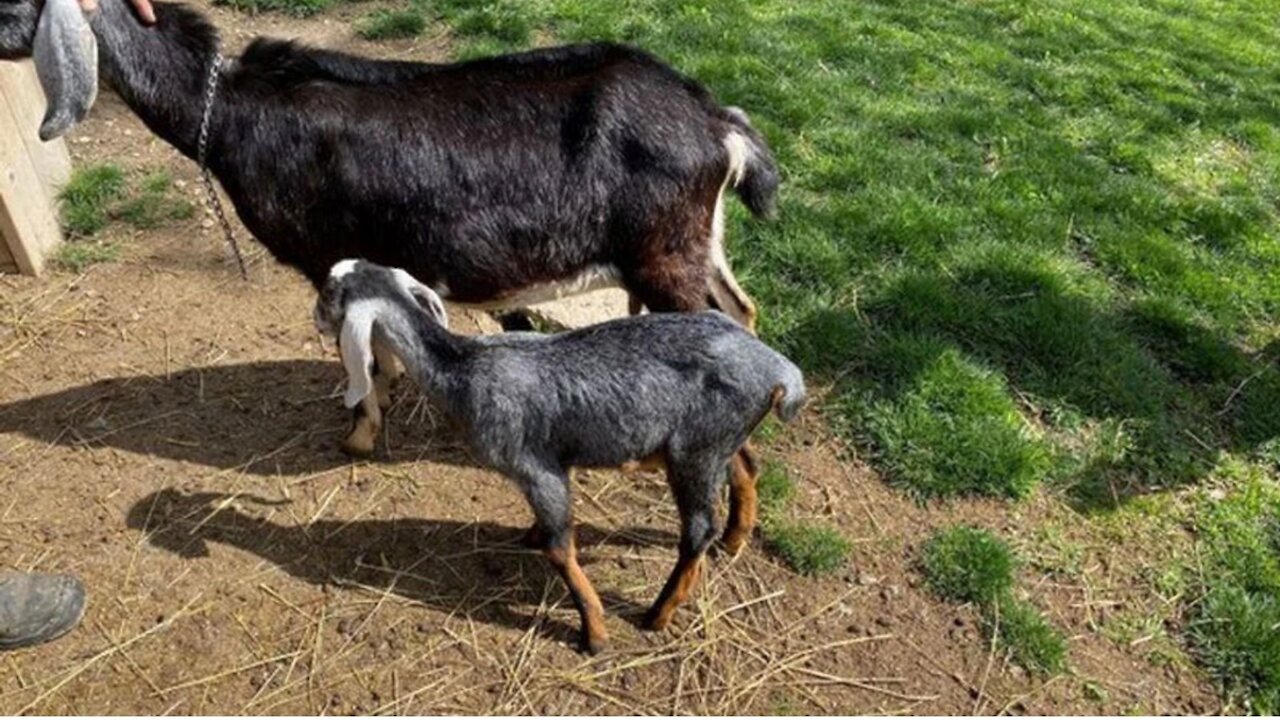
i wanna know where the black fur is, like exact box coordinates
[80,0,780,312]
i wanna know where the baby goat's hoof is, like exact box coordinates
[641,609,671,632]
[341,428,377,457]
[719,531,749,559]
[581,632,608,656]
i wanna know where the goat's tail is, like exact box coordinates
[770,361,807,424]
[721,107,780,220]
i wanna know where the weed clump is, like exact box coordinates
[1189,480,1280,714]
[923,526,1066,674]
[357,8,427,40]
[57,165,195,271]
[755,462,849,576]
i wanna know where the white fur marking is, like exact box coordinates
[723,131,752,188]
[331,259,360,279]
[708,138,757,321]
[339,299,385,408]
[450,264,623,311]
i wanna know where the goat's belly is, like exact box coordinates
[437,264,623,310]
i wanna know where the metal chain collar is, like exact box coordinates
[197,51,248,279]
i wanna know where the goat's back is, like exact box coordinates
[458,312,801,467]
[219,42,736,294]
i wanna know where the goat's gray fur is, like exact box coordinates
[32,0,98,140]
[315,259,805,653]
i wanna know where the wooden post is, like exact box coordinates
[0,60,70,276]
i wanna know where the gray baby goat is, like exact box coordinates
[314,259,806,654]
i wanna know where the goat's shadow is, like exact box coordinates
[0,360,466,475]
[128,489,678,643]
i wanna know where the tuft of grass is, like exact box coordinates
[1193,586,1280,714]
[992,596,1068,674]
[54,241,119,272]
[753,461,849,576]
[864,347,1051,500]
[922,526,1016,605]
[756,461,795,517]
[56,166,194,270]
[113,172,195,230]
[356,8,427,40]
[213,0,334,16]
[1188,477,1280,713]
[923,526,1066,675]
[59,164,126,237]
[763,522,850,577]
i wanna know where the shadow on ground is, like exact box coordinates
[0,360,470,475]
[127,489,679,644]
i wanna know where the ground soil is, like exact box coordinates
[0,2,1221,714]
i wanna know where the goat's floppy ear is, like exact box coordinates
[413,285,449,329]
[32,0,98,141]
[338,302,377,409]
[391,269,449,330]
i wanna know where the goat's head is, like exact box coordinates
[314,259,448,408]
[1,0,98,140]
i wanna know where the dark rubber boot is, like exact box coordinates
[0,573,86,651]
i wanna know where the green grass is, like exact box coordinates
[356,8,427,40]
[54,241,120,272]
[922,526,1016,604]
[754,461,849,576]
[214,0,335,17]
[923,526,1066,674]
[763,522,850,577]
[57,165,195,269]
[862,344,1050,499]
[1188,475,1280,713]
[756,461,795,516]
[60,164,126,237]
[114,172,196,230]
[991,596,1068,674]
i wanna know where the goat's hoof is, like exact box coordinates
[641,609,671,632]
[719,532,749,558]
[341,433,376,458]
[580,633,608,656]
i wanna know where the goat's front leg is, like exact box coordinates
[341,393,382,457]
[340,338,399,457]
[645,457,720,631]
[520,467,608,654]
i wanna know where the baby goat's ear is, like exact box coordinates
[339,301,377,409]
[391,269,449,330]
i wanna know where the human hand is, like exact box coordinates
[78,0,157,24]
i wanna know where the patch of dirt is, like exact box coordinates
[0,2,1219,713]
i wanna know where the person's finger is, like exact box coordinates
[131,0,156,24]
[78,0,99,12]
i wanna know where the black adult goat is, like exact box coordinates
[1,0,780,451]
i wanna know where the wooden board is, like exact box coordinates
[0,60,70,276]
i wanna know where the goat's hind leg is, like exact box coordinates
[721,444,760,557]
[518,466,608,654]
[644,455,723,631]
[371,338,401,410]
